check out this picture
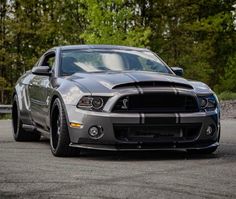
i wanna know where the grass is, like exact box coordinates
[0,114,11,120]
[218,91,236,101]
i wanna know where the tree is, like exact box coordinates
[217,54,236,92]
[144,0,236,86]
[0,0,236,104]
[80,0,151,47]
[0,76,7,103]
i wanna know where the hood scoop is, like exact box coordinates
[112,81,193,90]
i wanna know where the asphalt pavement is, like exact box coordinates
[0,120,236,199]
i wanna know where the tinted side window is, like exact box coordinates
[41,53,55,69]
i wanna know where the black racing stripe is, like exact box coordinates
[139,113,142,124]
[177,113,181,123]
[123,73,144,124]
[124,73,143,94]
[174,87,181,123]
[136,85,143,94]
[124,73,138,82]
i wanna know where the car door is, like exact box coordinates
[29,51,55,129]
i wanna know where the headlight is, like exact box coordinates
[198,95,217,111]
[77,96,108,111]
[91,97,104,109]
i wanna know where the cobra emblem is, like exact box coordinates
[121,98,128,109]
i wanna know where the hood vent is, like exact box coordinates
[112,81,193,90]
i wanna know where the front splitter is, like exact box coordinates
[69,142,219,151]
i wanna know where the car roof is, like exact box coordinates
[54,45,150,52]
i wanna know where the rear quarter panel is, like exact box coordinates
[14,71,34,125]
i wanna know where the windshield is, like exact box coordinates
[60,49,172,75]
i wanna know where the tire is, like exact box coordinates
[50,98,79,157]
[12,95,41,141]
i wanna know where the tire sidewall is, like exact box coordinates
[12,95,21,140]
[50,98,60,153]
[50,98,70,155]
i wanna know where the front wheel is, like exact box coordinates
[50,98,79,157]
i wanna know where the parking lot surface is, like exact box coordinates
[0,120,236,199]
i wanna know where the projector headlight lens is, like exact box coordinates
[92,97,104,109]
[199,98,208,109]
[77,96,107,111]
[198,95,217,111]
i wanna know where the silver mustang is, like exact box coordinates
[12,45,220,156]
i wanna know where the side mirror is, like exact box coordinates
[171,67,184,76]
[32,66,51,76]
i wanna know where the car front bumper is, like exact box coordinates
[65,105,220,151]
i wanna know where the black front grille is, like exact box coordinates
[112,93,199,113]
[114,124,201,142]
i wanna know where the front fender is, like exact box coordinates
[47,79,91,128]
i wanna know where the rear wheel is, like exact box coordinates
[50,98,79,157]
[12,95,41,141]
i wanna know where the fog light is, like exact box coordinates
[206,125,215,136]
[88,126,103,139]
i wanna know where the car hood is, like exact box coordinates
[67,71,212,94]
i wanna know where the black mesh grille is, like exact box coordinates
[112,93,199,113]
[114,124,201,142]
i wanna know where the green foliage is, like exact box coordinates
[0,114,11,120]
[0,77,7,89]
[0,76,8,104]
[0,0,236,104]
[218,92,236,101]
[180,42,215,85]
[216,54,236,92]
[80,0,151,47]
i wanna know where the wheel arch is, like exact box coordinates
[11,88,22,122]
[11,89,17,117]
[49,91,71,129]
[12,89,17,102]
